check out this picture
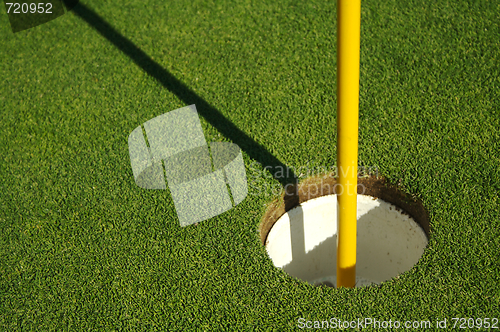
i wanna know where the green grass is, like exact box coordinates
[1,0,499,330]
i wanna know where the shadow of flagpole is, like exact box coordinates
[66,0,306,262]
[66,1,298,187]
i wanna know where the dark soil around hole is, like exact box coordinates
[259,175,430,246]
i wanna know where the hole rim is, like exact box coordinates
[259,175,431,247]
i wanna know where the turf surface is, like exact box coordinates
[1,0,499,330]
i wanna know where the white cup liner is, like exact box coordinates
[265,194,428,288]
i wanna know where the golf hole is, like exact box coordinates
[259,176,430,288]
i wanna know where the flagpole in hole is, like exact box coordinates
[336,0,361,288]
[262,0,427,291]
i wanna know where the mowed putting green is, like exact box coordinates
[1,0,499,330]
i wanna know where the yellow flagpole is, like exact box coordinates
[336,0,361,288]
